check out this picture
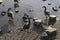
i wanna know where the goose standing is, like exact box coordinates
[42,6,50,26]
[7,8,14,20]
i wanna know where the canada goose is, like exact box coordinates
[52,6,58,11]
[7,8,14,19]
[23,22,30,30]
[42,6,50,16]
[14,2,19,8]
[23,13,29,22]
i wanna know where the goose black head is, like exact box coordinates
[8,8,12,12]
[42,6,46,8]
[42,6,47,10]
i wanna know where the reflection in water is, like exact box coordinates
[8,20,15,26]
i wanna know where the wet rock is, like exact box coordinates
[52,6,58,11]
[1,11,6,16]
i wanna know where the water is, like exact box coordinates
[0,0,60,33]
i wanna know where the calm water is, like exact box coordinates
[0,0,60,29]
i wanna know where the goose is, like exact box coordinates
[52,6,58,11]
[7,8,14,20]
[23,22,30,31]
[14,0,18,3]
[42,6,50,17]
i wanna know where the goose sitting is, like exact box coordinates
[52,6,58,11]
